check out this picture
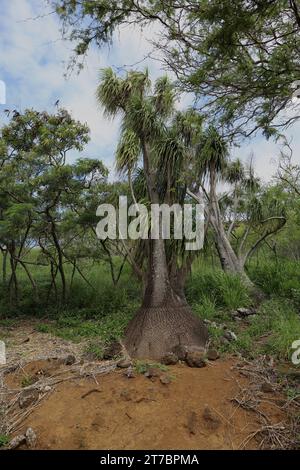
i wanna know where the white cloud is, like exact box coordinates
[0,0,300,182]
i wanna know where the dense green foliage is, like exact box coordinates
[0,102,299,362]
[53,0,300,137]
[1,1,300,363]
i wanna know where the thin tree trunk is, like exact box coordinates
[47,262,58,305]
[47,211,67,304]
[212,215,266,303]
[2,250,7,284]
[207,164,259,294]
[8,245,18,308]
[18,259,38,302]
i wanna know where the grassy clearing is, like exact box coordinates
[0,254,141,318]
[200,298,300,361]
[186,261,251,311]
[35,305,137,343]
[0,254,299,363]
[247,258,300,301]
[185,260,300,361]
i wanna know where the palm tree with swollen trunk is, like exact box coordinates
[97,69,208,360]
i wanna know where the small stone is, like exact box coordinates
[161,352,178,365]
[124,366,136,379]
[186,411,197,435]
[223,331,237,342]
[44,385,52,392]
[160,374,171,385]
[8,434,26,450]
[64,354,76,365]
[207,349,220,361]
[19,389,39,409]
[237,307,256,317]
[186,351,207,368]
[25,428,37,448]
[172,344,188,360]
[117,359,132,368]
[261,382,274,393]
[220,336,230,346]
[202,404,221,430]
[103,341,122,360]
[231,310,239,318]
[144,367,160,378]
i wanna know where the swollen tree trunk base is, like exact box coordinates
[123,305,209,360]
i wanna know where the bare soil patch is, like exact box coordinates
[0,321,297,450]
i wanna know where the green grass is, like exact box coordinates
[208,298,300,361]
[0,255,140,345]
[134,361,169,374]
[0,255,141,318]
[185,259,300,361]
[247,258,300,300]
[0,251,299,363]
[84,341,104,360]
[0,434,10,448]
[186,262,251,312]
[21,375,36,388]
[192,295,217,320]
[35,303,137,343]
[0,319,17,328]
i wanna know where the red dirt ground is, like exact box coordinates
[5,357,287,450]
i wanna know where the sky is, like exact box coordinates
[0,0,300,182]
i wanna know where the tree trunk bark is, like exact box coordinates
[47,210,67,304]
[124,138,208,359]
[8,244,18,308]
[2,250,7,284]
[208,168,258,293]
[213,221,265,302]
[123,238,208,360]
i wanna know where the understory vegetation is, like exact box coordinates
[1,0,300,365]
[2,0,300,452]
[1,249,299,363]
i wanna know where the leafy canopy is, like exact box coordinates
[53,0,300,137]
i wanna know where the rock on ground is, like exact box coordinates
[103,342,122,360]
[25,427,37,448]
[64,354,76,366]
[185,351,207,368]
[161,352,178,365]
[19,389,39,409]
[207,349,220,361]
[144,367,161,379]
[160,374,171,385]
[202,404,221,430]
[117,359,132,369]
[8,434,26,450]
[186,411,198,435]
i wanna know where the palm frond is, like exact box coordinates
[115,129,141,174]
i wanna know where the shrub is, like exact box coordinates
[186,262,250,311]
